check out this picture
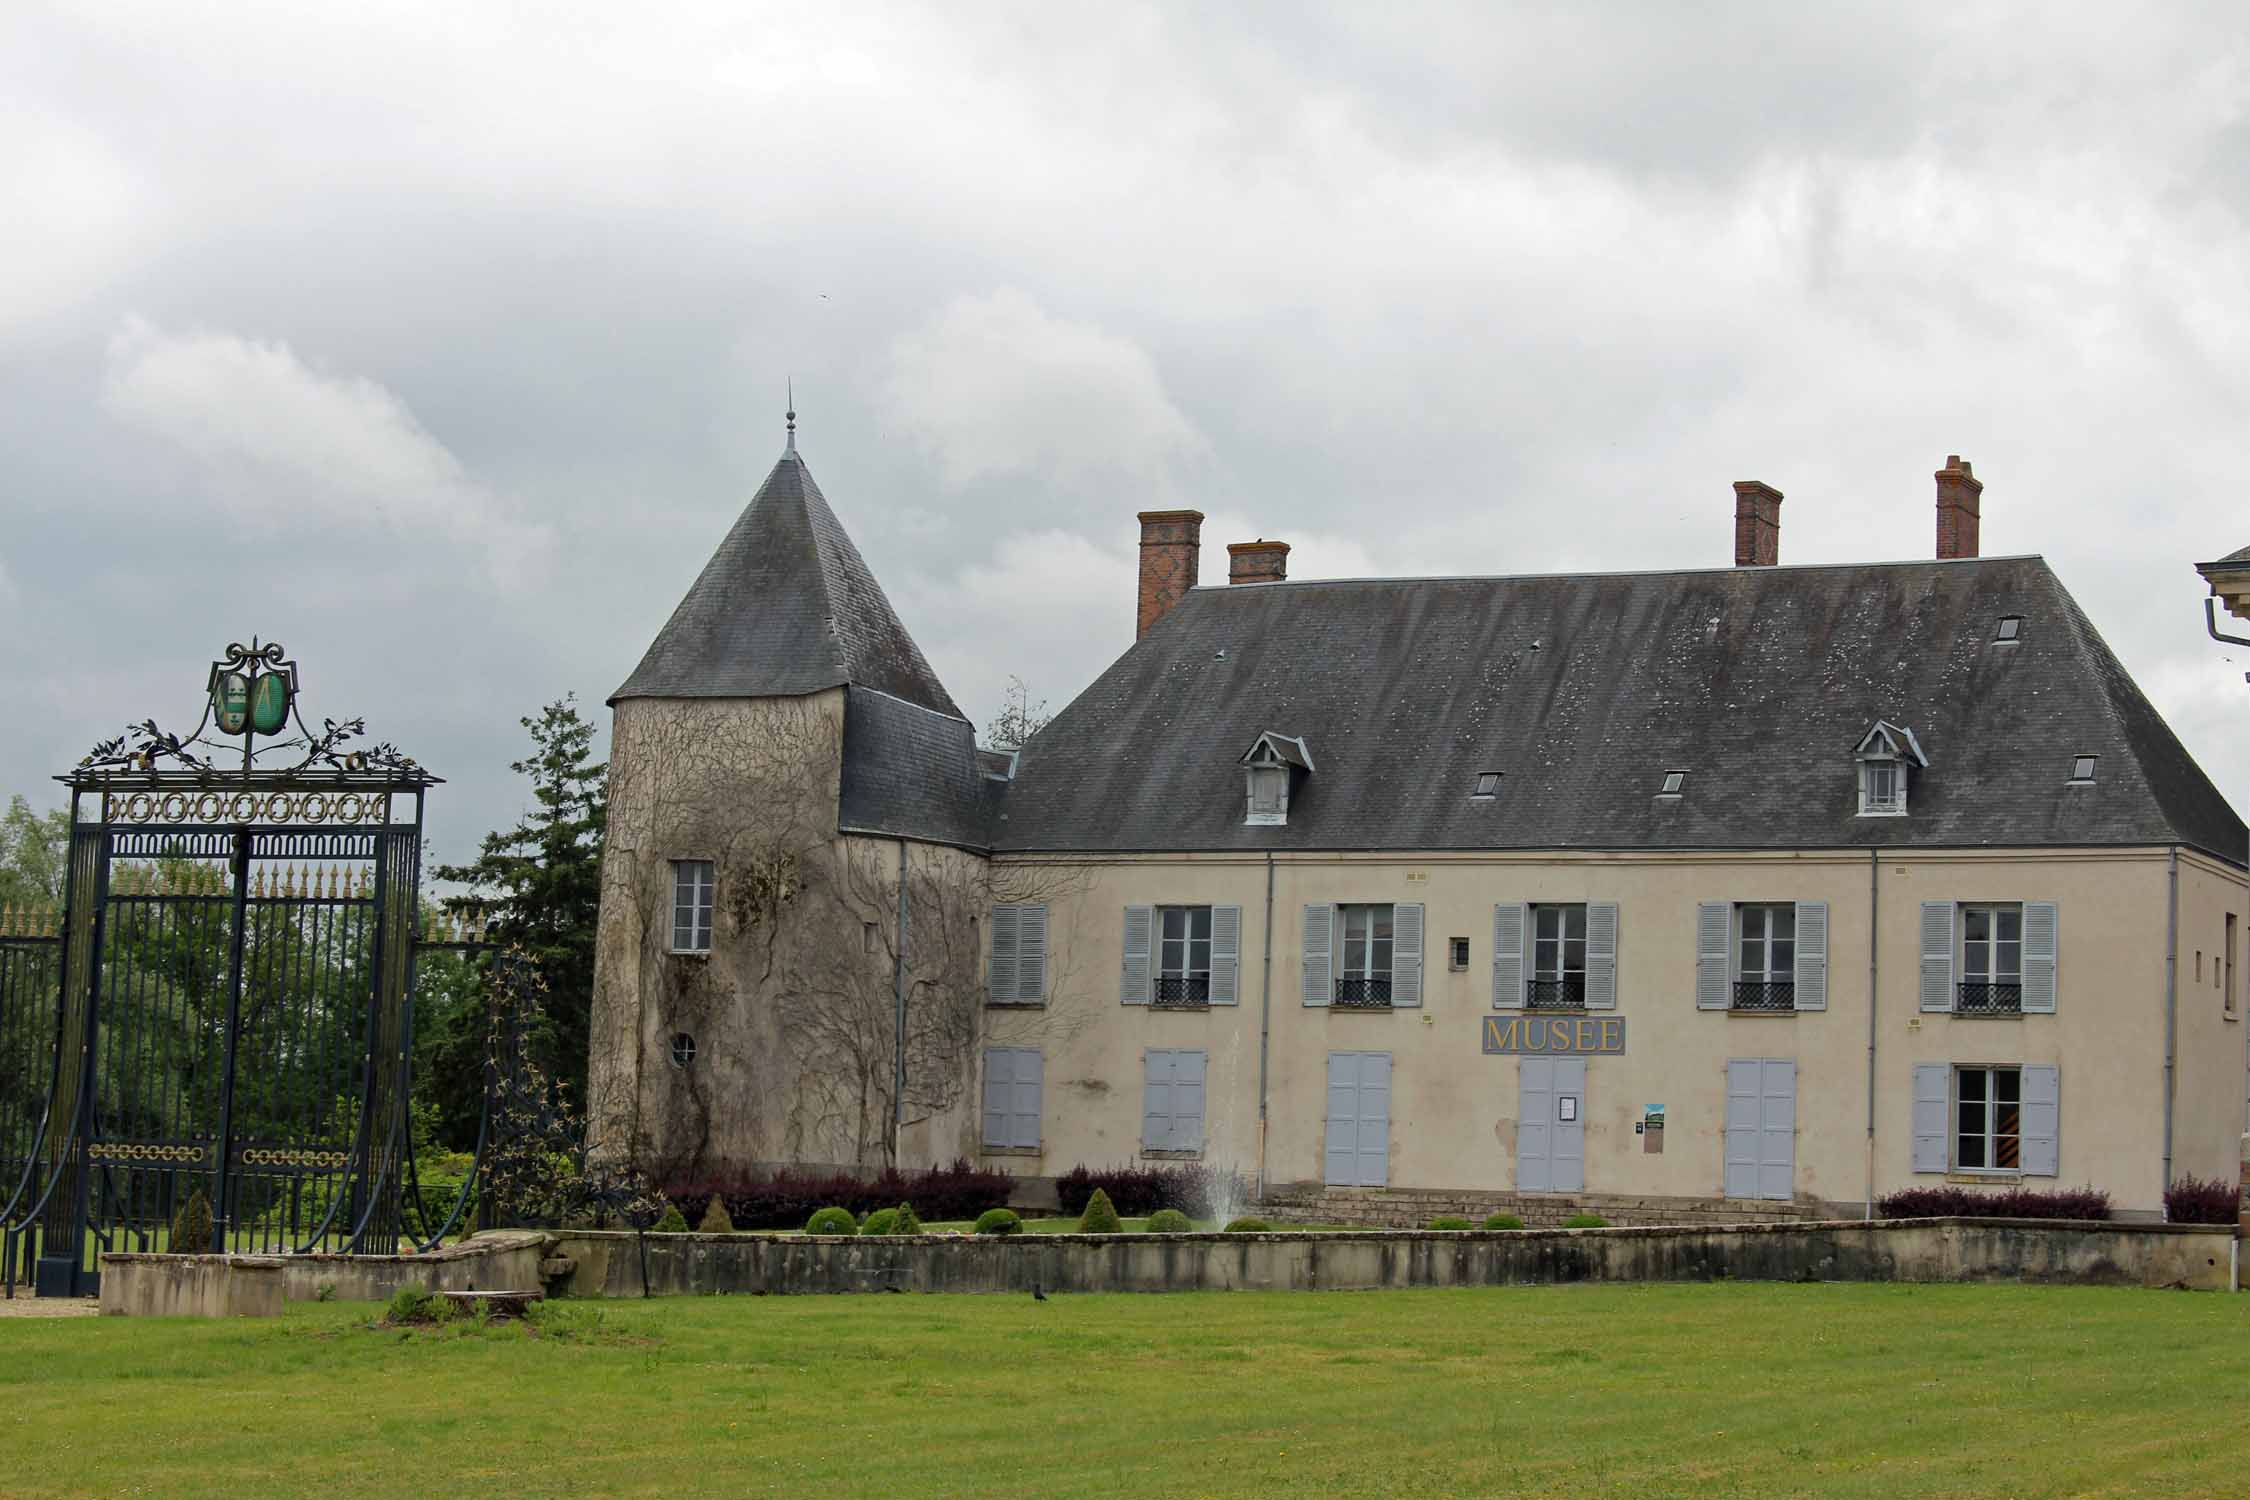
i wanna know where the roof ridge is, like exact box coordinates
[1182,555,2049,593]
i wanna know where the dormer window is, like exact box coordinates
[1860,760,1905,815]
[1238,731,1313,827]
[1472,771,1501,799]
[1854,720,1929,819]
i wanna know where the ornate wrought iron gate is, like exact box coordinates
[3,641,448,1296]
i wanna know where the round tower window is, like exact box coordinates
[670,1033,697,1068]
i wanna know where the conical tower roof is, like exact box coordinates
[611,449,962,717]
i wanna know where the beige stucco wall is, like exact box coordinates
[980,845,2246,1218]
[2173,850,2247,1189]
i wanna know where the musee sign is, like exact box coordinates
[1481,1014,1625,1056]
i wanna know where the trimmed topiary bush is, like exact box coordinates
[1428,1216,1473,1231]
[168,1187,214,1255]
[805,1206,858,1236]
[1482,1212,1526,1231]
[1079,1188,1124,1234]
[698,1196,735,1234]
[652,1202,689,1233]
[1145,1208,1193,1233]
[1561,1213,1610,1229]
[890,1203,923,1235]
[859,1207,900,1237]
[2164,1176,2237,1225]
[1222,1217,1272,1234]
[973,1208,1022,1235]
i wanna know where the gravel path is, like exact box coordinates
[0,1294,96,1317]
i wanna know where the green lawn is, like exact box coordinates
[7,1284,2248,1497]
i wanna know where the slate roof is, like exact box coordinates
[611,451,961,717]
[990,556,2246,865]
[837,686,994,850]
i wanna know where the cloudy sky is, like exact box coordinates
[6,2,2250,864]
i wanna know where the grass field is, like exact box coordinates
[6,1283,2248,1497]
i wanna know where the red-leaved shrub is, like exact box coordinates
[1875,1185,2110,1221]
[2164,1175,2238,1225]
[662,1158,1012,1229]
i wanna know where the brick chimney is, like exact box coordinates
[1732,481,1783,567]
[1227,539,1289,585]
[1136,509,1204,638]
[1936,455,1982,560]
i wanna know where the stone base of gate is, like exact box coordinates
[96,1230,552,1314]
[99,1254,285,1317]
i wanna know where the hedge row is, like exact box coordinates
[2163,1175,2239,1225]
[1874,1185,2111,1221]
[662,1158,1013,1229]
[1054,1163,1250,1219]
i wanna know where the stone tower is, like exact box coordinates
[587,440,995,1182]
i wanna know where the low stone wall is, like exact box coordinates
[549,1218,2235,1298]
[99,1254,285,1317]
[1258,1184,1837,1230]
[97,1231,550,1315]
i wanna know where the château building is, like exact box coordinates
[589,437,2246,1223]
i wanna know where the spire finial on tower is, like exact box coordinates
[786,379,797,455]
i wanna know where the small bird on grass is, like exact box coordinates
[1031,1282,1047,1302]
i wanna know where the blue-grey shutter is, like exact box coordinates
[1919,902,1955,1013]
[1392,902,1424,1007]
[1302,903,1334,1007]
[1912,1063,1949,1174]
[987,906,1019,1003]
[1175,1050,1207,1151]
[1016,904,1048,1002]
[1584,902,1619,1009]
[1121,905,1153,1005]
[1009,1049,1042,1149]
[981,1049,1009,1146]
[2021,901,2058,1014]
[1142,1049,1173,1151]
[1794,900,1828,1011]
[1724,1060,1761,1198]
[1493,902,1526,1009]
[2021,1065,2059,1176]
[1697,902,1731,1010]
[1210,905,1241,1006]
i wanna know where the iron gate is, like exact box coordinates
[3,640,447,1296]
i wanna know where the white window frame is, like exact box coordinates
[1953,1064,2023,1174]
[1157,904,1214,1003]
[1960,903,2023,986]
[1339,904,1394,983]
[1858,759,1906,817]
[1736,903,1796,983]
[1531,904,1587,983]
[670,859,715,954]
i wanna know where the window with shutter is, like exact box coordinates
[1919,902,1955,1013]
[1695,902,1730,1011]
[1209,906,1242,1005]
[1302,903,1334,1007]
[1336,904,1395,1008]
[2020,902,2058,1013]
[981,1047,1042,1150]
[987,904,1020,1002]
[1155,905,1213,1005]
[1391,903,1424,1007]
[1142,1048,1208,1154]
[1528,904,1588,1009]
[1583,903,1619,1010]
[1792,901,1827,1011]
[1911,1063,1949,1173]
[1120,905,1154,1005]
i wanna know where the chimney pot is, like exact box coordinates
[1732,480,1783,567]
[1227,539,1290,585]
[1136,509,1205,638]
[1936,455,1983,560]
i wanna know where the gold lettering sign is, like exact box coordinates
[1482,1015,1627,1055]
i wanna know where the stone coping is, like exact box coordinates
[98,1229,549,1269]
[554,1215,2236,1246]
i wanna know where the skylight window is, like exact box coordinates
[2070,755,2097,783]
[1472,771,1502,799]
[1659,770,1687,796]
[1995,616,2023,643]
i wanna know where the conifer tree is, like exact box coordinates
[433,697,607,1106]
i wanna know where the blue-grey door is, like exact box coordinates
[1324,1051,1391,1187]
[1725,1058,1795,1200]
[1518,1057,1586,1192]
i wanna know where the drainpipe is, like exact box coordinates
[2164,845,2179,1201]
[1256,853,1275,1200]
[892,839,909,1164]
[1865,849,1879,1219]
